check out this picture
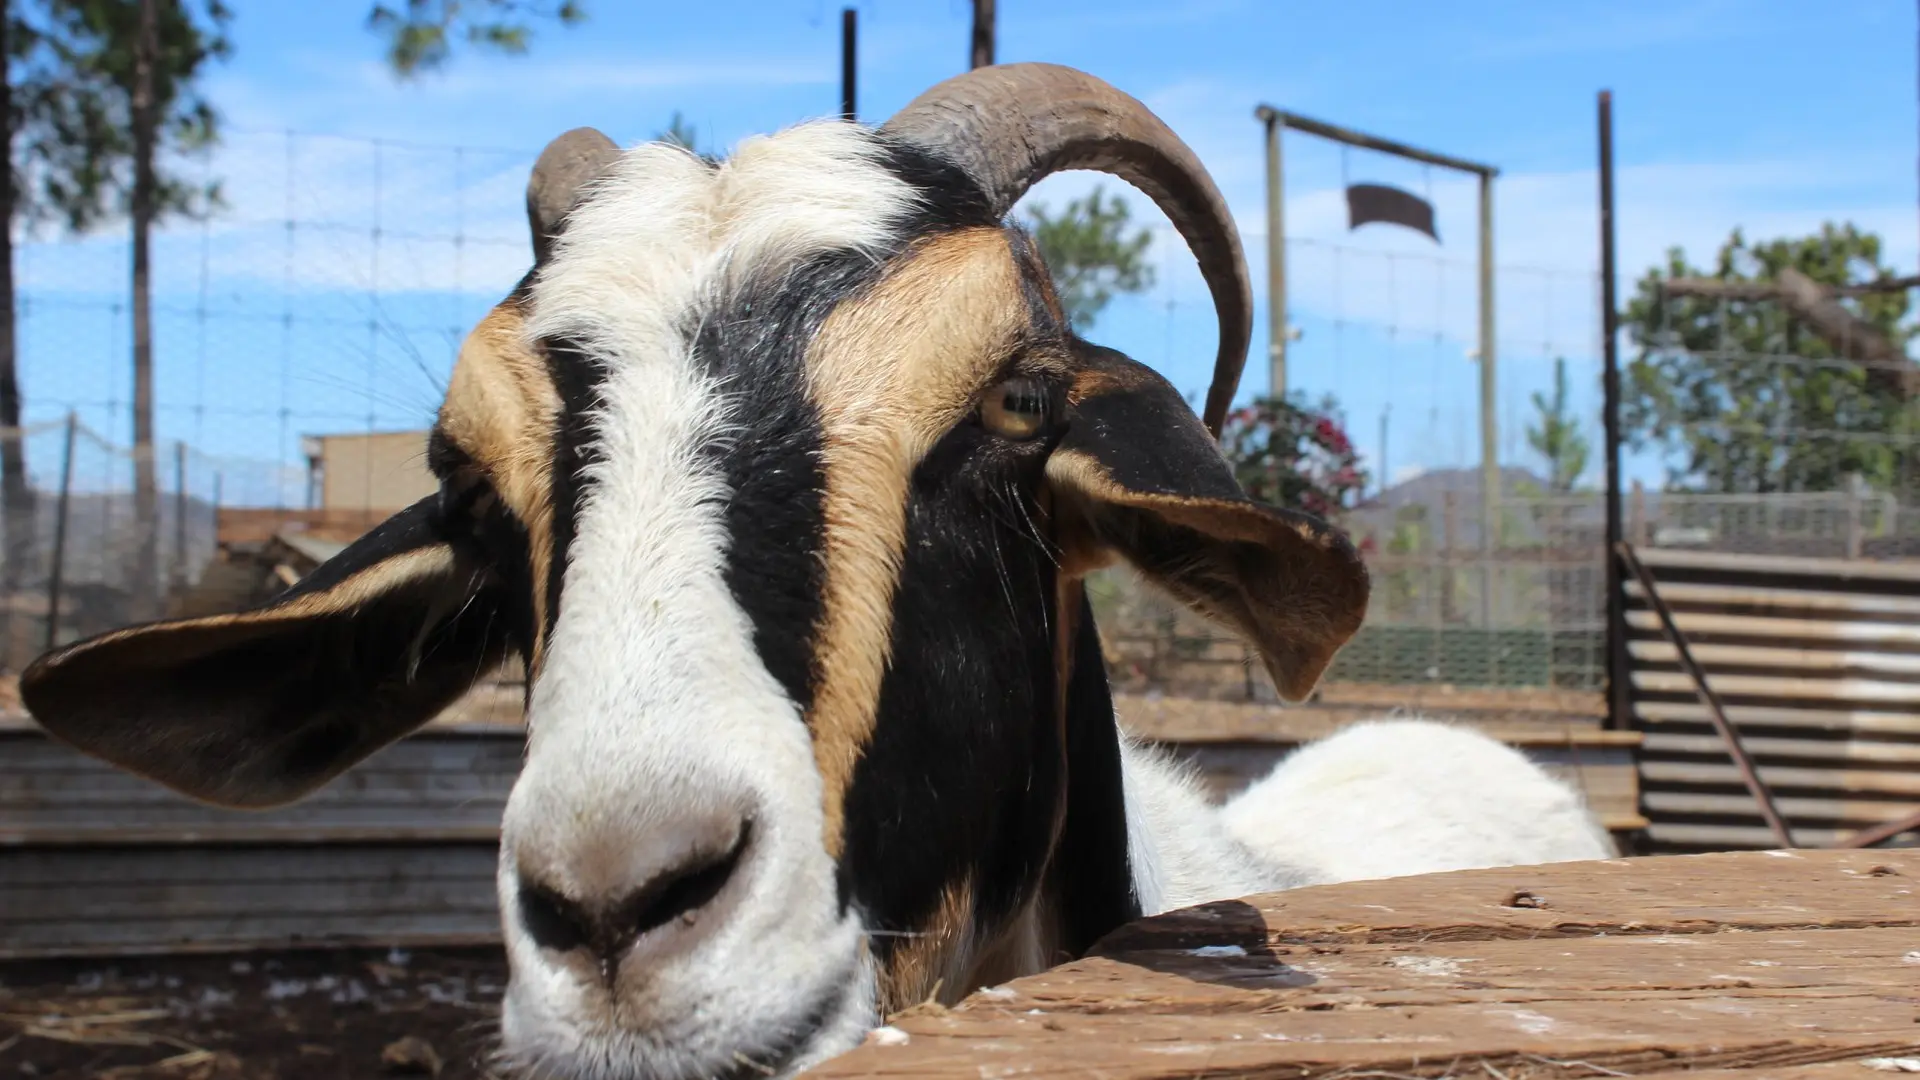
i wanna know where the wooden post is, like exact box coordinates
[969,0,994,69]
[1630,480,1647,546]
[1441,490,1458,625]
[43,411,76,652]
[1476,171,1498,633]
[840,8,857,121]
[1255,105,1286,398]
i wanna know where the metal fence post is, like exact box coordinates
[172,440,187,598]
[43,411,78,652]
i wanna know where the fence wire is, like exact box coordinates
[18,126,1888,711]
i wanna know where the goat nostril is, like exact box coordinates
[514,821,752,968]
[611,820,752,944]
[517,878,593,954]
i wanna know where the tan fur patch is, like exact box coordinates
[1044,448,1369,701]
[436,301,564,669]
[802,227,1070,858]
[876,879,976,1015]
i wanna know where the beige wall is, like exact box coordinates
[315,430,436,512]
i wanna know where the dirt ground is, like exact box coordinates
[0,946,509,1080]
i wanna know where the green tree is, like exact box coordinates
[39,0,227,619]
[1024,185,1154,331]
[1622,223,1916,494]
[370,0,584,78]
[1526,356,1589,492]
[657,110,697,152]
[1,2,119,610]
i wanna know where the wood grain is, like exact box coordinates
[814,849,1920,1079]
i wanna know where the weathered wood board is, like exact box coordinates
[817,849,1920,1079]
[0,678,1643,955]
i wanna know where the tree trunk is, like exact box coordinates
[970,0,994,69]
[0,2,37,668]
[129,0,160,621]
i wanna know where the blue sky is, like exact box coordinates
[13,0,1918,504]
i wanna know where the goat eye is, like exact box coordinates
[980,376,1050,440]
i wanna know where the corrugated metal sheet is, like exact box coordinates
[1627,547,1920,852]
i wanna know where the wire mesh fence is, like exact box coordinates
[0,416,303,672]
[8,124,1905,713]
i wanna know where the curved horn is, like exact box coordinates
[881,63,1250,437]
[526,127,621,263]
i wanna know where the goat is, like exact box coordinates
[20,63,1609,1080]
[1220,718,1618,885]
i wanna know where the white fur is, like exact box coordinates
[1117,733,1325,914]
[1216,717,1619,885]
[499,122,924,1080]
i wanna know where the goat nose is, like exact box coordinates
[515,821,752,975]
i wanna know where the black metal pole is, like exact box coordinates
[44,411,76,651]
[840,8,856,121]
[1600,90,1628,734]
[172,440,186,596]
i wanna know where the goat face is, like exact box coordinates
[21,64,1368,1080]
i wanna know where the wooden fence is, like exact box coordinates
[1626,546,1920,851]
[0,680,1639,957]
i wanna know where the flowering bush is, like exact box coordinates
[1220,394,1368,517]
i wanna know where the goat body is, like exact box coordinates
[1216,717,1619,887]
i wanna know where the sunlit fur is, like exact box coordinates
[497,123,923,1080]
[1220,717,1619,885]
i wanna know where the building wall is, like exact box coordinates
[316,430,435,513]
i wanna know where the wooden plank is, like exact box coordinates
[1641,790,1920,824]
[816,850,1920,1079]
[1624,577,1920,617]
[0,728,520,845]
[0,843,502,956]
[1312,682,1607,716]
[1632,1067,1920,1080]
[1631,545,1920,584]
[1645,822,1917,849]
[1635,699,1920,735]
[214,507,388,546]
[1632,668,1920,705]
[1640,759,1920,797]
[1116,693,1623,746]
[1630,638,1920,677]
[0,825,504,846]
[1643,731,1920,765]
[1625,607,1920,646]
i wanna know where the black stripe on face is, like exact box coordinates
[693,249,890,712]
[836,406,1066,948]
[542,337,605,643]
[693,146,997,711]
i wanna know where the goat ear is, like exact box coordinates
[19,496,510,808]
[1047,342,1370,702]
